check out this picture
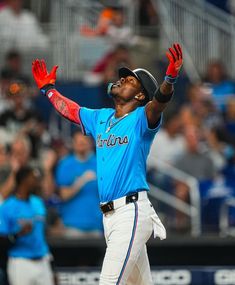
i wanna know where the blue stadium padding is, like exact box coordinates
[199,178,235,232]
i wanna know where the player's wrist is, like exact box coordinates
[154,88,173,103]
[40,84,55,96]
[164,75,178,84]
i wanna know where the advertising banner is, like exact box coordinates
[56,267,235,285]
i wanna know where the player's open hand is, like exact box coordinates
[165,43,183,78]
[32,59,58,89]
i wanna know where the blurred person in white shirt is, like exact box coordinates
[106,7,136,47]
[149,111,186,166]
[0,0,49,53]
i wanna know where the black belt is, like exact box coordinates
[28,256,44,261]
[100,192,139,214]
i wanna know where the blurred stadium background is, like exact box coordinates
[0,0,235,284]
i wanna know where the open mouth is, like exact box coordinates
[107,81,122,96]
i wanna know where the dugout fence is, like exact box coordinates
[148,157,201,237]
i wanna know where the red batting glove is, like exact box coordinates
[32,59,58,89]
[165,43,183,84]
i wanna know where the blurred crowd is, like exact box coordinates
[0,0,49,54]
[148,60,235,232]
[0,0,234,237]
[0,0,234,284]
[0,0,234,238]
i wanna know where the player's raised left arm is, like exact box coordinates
[145,43,183,127]
[32,59,81,124]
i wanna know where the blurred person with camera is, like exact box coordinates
[0,166,54,285]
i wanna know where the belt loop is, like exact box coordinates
[100,190,146,214]
[126,192,138,204]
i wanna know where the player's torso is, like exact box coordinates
[94,108,149,202]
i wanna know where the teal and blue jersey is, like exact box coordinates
[79,106,162,203]
[55,153,103,231]
[0,195,49,258]
[210,81,235,111]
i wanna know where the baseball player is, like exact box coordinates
[0,166,54,285]
[32,43,183,285]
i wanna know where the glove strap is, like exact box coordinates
[154,88,173,103]
[40,84,55,96]
[164,75,178,85]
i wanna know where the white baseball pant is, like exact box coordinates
[7,256,54,285]
[100,191,166,285]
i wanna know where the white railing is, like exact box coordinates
[148,157,201,236]
[154,0,235,81]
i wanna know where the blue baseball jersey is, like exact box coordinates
[0,195,49,258]
[79,106,162,202]
[55,153,103,231]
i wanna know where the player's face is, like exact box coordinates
[111,76,144,103]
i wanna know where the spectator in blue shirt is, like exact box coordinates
[56,130,103,237]
[204,60,235,112]
[0,166,54,285]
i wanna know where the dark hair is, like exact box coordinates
[15,166,33,186]
[72,128,83,138]
[114,43,129,51]
[0,69,14,80]
[162,110,179,127]
[6,50,21,61]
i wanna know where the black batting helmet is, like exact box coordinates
[118,67,159,102]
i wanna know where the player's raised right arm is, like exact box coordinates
[32,59,81,124]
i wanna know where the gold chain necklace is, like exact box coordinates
[106,113,129,133]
